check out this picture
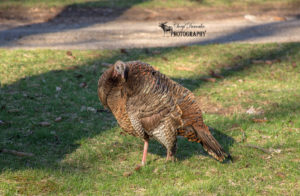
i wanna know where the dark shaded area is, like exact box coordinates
[0,1,138,47]
[147,126,234,162]
[1,42,299,172]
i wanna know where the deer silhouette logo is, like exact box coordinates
[159,22,173,36]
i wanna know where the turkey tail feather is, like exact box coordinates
[192,124,231,162]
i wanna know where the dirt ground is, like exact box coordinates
[0,5,299,49]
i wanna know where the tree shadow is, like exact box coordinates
[0,42,299,172]
[0,0,299,48]
[0,0,144,47]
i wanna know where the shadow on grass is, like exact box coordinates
[0,42,299,172]
[147,127,234,162]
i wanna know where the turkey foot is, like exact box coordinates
[166,151,175,162]
[141,139,149,166]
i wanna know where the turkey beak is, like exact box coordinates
[121,72,125,80]
[121,66,128,81]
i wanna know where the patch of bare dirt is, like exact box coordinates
[0,7,60,23]
[0,2,299,24]
[196,96,245,116]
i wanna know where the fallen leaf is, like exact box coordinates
[265,60,273,65]
[246,106,264,115]
[269,148,281,154]
[252,60,264,64]
[87,107,97,113]
[262,135,271,139]
[79,82,87,88]
[56,86,62,92]
[175,66,194,71]
[225,64,244,71]
[66,51,76,59]
[292,62,297,68]
[276,172,286,179]
[273,59,281,63]
[161,56,168,61]
[55,116,62,122]
[134,165,142,171]
[123,171,132,177]
[39,122,51,127]
[201,77,216,82]
[153,168,159,173]
[180,46,188,50]
[272,16,286,21]
[66,51,72,56]
[244,14,257,22]
[234,55,243,60]
[66,66,79,70]
[253,118,268,123]
[209,70,224,79]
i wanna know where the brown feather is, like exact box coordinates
[97,60,231,163]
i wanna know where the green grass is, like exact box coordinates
[0,43,300,195]
[0,0,298,9]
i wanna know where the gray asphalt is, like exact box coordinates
[0,17,299,49]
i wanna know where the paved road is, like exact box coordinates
[0,17,299,49]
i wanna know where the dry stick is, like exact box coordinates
[0,149,34,157]
[240,128,246,143]
[226,127,246,143]
[243,144,271,154]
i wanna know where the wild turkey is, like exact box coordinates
[98,60,231,165]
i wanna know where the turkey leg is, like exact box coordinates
[141,139,149,165]
[166,143,177,162]
[166,151,175,161]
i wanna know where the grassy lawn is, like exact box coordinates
[0,0,298,9]
[0,43,300,195]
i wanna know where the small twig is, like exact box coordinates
[240,128,246,143]
[0,149,34,157]
[243,144,271,154]
[226,127,246,143]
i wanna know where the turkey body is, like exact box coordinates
[98,61,231,164]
